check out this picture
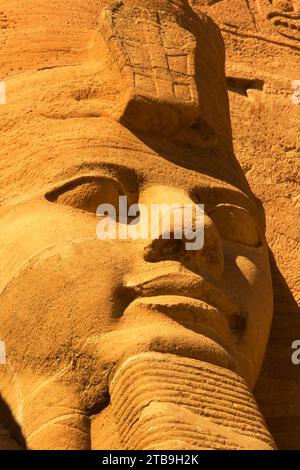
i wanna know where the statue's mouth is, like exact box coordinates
[82,271,243,373]
[121,271,247,346]
[125,271,242,324]
[128,295,240,346]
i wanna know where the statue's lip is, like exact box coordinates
[124,272,240,323]
[115,294,238,367]
[130,295,234,338]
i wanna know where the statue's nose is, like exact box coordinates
[140,186,224,278]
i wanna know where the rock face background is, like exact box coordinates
[191,0,300,450]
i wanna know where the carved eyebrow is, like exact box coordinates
[45,176,115,203]
[47,163,140,196]
[191,185,257,214]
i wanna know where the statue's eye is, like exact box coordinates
[46,176,132,215]
[208,204,262,247]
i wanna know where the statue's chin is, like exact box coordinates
[105,352,276,450]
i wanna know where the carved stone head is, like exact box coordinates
[0,0,274,449]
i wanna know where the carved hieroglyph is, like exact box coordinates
[257,0,300,40]
[0,0,278,449]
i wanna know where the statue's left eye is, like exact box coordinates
[45,176,129,215]
[208,204,263,247]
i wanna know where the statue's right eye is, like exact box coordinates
[45,176,129,215]
[208,204,263,247]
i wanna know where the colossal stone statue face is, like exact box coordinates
[0,0,274,449]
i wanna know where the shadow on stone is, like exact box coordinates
[0,395,26,449]
[255,249,300,450]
